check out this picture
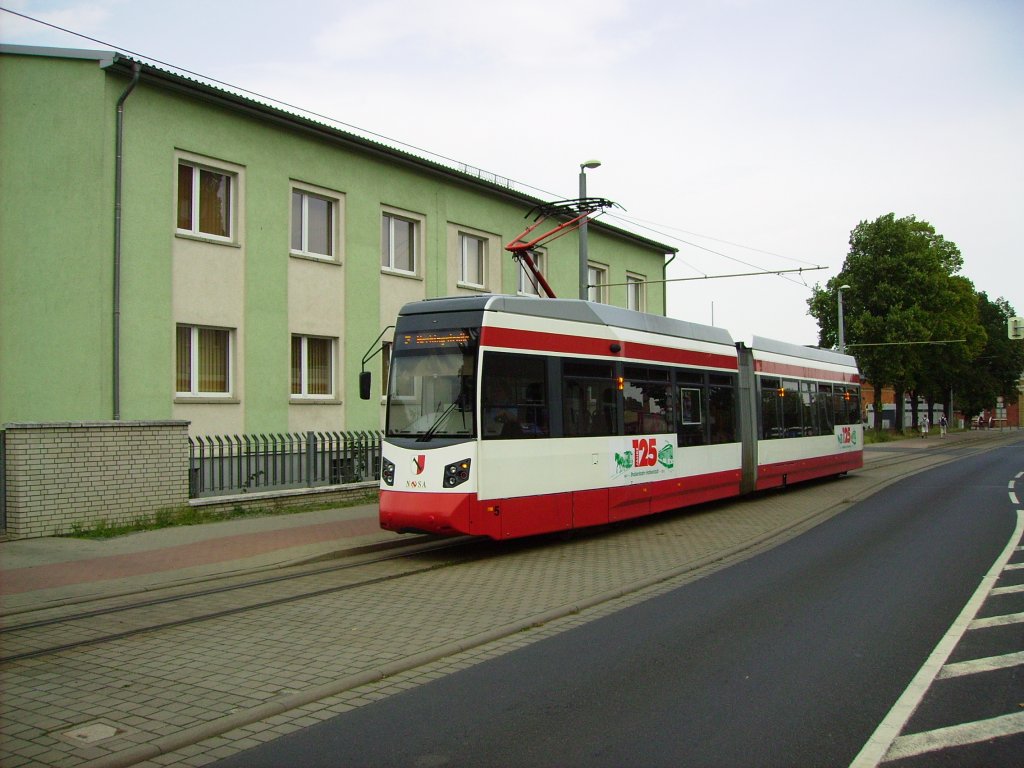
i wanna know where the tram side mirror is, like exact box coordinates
[359,371,372,400]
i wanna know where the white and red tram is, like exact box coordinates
[376,295,862,540]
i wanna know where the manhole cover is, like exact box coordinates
[61,722,125,745]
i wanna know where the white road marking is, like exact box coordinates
[884,712,1024,761]
[1010,492,1020,505]
[1010,481,1017,489]
[937,650,1024,679]
[991,583,1024,596]
[1016,471,1024,479]
[849,510,1024,768]
[1006,562,1024,571]
[970,611,1024,630]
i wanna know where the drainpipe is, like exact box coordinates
[663,251,677,317]
[113,62,141,420]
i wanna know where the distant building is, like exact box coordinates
[0,46,675,436]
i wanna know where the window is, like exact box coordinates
[587,264,608,303]
[562,360,619,437]
[459,233,486,288]
[176,325,231,396]
[678,387,705,446]
[177,161,233,240]
[517,250,546,296]
[382,212,418,274]
[291,189,335,259]
[291,335,335,398]
[624,365,672,435]
[626,274,645,311]
[482,353,549,439]
[708,374,737,443]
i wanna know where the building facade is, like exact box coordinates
[0,46,675,436]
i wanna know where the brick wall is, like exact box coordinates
[2,421,190,539]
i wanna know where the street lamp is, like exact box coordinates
[837,284,851,354]
[579,160,601,300]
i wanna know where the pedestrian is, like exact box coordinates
[920,414,929,438]
[939,414,947,438]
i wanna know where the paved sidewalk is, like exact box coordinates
[0,504,407,614]
[0,428,1020,768]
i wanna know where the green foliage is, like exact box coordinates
[808,213,1020,425]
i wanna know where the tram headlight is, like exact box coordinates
[443,459,471,488]
[381,458,396,487]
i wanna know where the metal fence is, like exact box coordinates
[188,431,383,498]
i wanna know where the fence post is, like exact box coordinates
[306,431,315,487]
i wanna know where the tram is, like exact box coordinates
[369,295,862,540]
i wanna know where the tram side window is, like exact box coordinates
[624,365,672,435]
[677,386,705,446]
[708,374,737,443]
[799,381,816,436]
[481,352,549,439]
[562,361,619,437]
[760,377,782,439]
[816,383,835,433]
[837,385,861,425]
[832,385,860,425]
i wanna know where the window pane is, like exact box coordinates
[588,266,605,303]
[625,380,670,435]
[761,377,781,439]
[563,378,618,437]
[177,164,193,230]
[291,191,303,252]
[709,385,736,443]
[462,234,483,285]
[175,326,192,393]
[198,328,228,393]
[482,352,548,439]
[780,379,801,437]
[291,336,302,395]
[198,169,230,237]
[519,252,543,295]
[394,218,413,272]
[306,196,331,256]
[307,337,332,395]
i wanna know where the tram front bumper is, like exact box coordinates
[379,490,472,536]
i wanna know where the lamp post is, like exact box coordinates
[837,284,851,354]
[579,160,601,300]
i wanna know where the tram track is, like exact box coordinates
[0,536,482,664]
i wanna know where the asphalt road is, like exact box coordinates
[213,445,1023,767]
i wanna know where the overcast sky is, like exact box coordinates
[3,0,1021,346]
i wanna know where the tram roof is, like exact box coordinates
[750,335,858,368]
[399,295,736,348]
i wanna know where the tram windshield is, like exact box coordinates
[385,328,478,440]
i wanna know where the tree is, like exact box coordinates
[808,213,983,430]
[955,293,1024,421]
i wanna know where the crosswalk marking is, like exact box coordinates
[885,712,1024,761]
[970,611,1024,630]
[937,650,1024,679]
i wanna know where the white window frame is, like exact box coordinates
[381,208,422,276]
[626,273,646,312]
[176,324,233,398]
[176,157,238,244]
[291,335,336,400]
[290,183,342,262]
[517,249,546,296]
[458,232,486,289]
[587,263,609,304]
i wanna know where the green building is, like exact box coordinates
[0,45,675,436]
